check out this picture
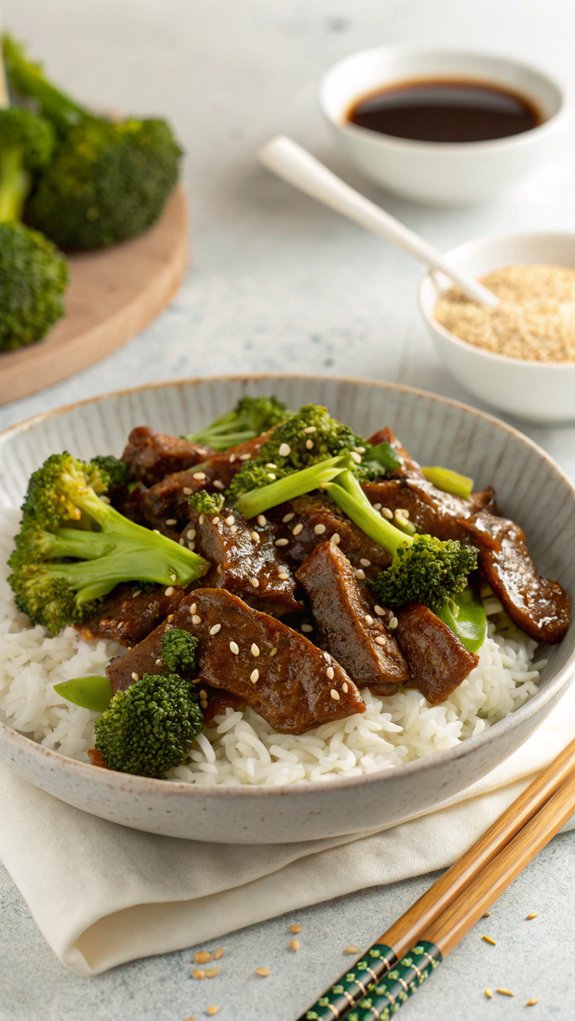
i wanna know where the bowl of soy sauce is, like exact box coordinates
[320,47,569,204]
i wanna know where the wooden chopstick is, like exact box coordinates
[297,736,575,1021]
[345,767,575,1021]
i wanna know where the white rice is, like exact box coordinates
[0,509,543,785]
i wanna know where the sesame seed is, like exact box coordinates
[275,538,289,547]
[250,530,260,543]
[169,573,177,582]
[330,688,340,701]
[192,615,202,625]
[165,586,175,596]
[526,912,538,920]
[250,669,259,684]
[278,571,289,580]
[179,538,185,545]
[342,682,349,693]
[229,453,236,463]
[313,523,326,535]
[526,998,539,1007]
[187,528,197,540]
[323,651,332,663]
[355,569,366,580]
[495,989,514,998]
[288,924,301,933]
[205,1008,220,1017]
[213,948,225,960]
[166,518,177,526]
[398,507,410,518]
[251,643,260,657]
[373,503,382,511]
[344,945,360,955]
[194,950,213,963]
[278,443,291,457]
[301,624,314,633]
[375,636,387,646]
[331,532,341,545]
[199,514,205,525]
[326,666,335,680]
[305,438,314,450]
[388,616,398,630]
[482,935,496,945]
[225,514,235,526]
[213,479,225,490]
[131,672,139,682]
[265,462,277,470]
[360,558,371,567]
[288,938,300,952]
[269,647,278,657]
[257,514,267,526]
[229,641,239,655]
[350,450,362,464]
[374,605,386,616]
[230,525,238,534]
[205,967,220,979]
[183,487,192,496]
[209,623,222,636]
[190,603,197,614]
[249,577,260,588]
[188,541,196,551]
[282,512,295,523]
[155,658,162,666]
[239,453,251,461]
[255,967,270,977]
[267,473,277,481]
[364,614,374,626]
[381,507,393,520]
[484,989,493,999]
[199,688,208,699]
[356,446,366,454]
[192,968,206,980]
[292,523,304,536]
[303,426,316,434]
[193,472,207,481]
[212,516,220,525]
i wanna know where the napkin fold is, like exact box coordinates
[1,682,574,976]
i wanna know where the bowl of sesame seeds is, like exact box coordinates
[419,231,575,423]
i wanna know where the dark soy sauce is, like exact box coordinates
[346,78,543,143]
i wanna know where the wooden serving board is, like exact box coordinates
[0,186,188,405]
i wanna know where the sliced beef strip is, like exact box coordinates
[186,505,301,618]
[364,429,570,644]
[121,427,214,486]
[394,603,479,705]
[107,589,365,734]
[295,542,409,694]
[136,431,274,535]
[268,494,392,582]
[76,584,187,646]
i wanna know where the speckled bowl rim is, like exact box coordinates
[1,372,574,804]
[418,230,575,369]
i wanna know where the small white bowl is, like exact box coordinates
[319,46,569,205]
[419,231,575,423]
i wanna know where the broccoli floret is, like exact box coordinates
[8,452,209,634]
[94,673,203,778]
[227,404,397,506]
[187,490,225,516]
[0,107,67,351]
[160,628,199,674]
[3,35,182,250]
[185,396,291,451]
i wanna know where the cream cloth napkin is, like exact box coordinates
[1,682,574,977]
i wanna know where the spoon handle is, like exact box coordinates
[259,136,497,308]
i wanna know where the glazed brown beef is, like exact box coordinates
[394,603,479,704]
[77,584,187,646]
[296,542,409,693]
[107,589,366,733]
[187,505,301,618]
[121,427,214,486]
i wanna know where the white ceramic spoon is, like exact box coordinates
[259,135,498,308]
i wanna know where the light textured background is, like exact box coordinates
[1,0,575,1018]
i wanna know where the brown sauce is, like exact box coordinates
[346,77,543,143]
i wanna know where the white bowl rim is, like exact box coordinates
[319,44,569,154]
[418,230,575,369]
[1,371,574,802]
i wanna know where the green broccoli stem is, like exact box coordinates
[0,147,29,222]
[325,469,412,558]
[233,456,346,519]
[3,35,89,132]
[43,547,197,604]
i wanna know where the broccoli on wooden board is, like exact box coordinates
[3,34,182,250]
[8,452,209,634]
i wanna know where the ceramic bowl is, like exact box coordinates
[0,375,574,843]
[419,231,575,423]
[319,46,569,204]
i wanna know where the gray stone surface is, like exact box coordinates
[1,0,574,1017]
